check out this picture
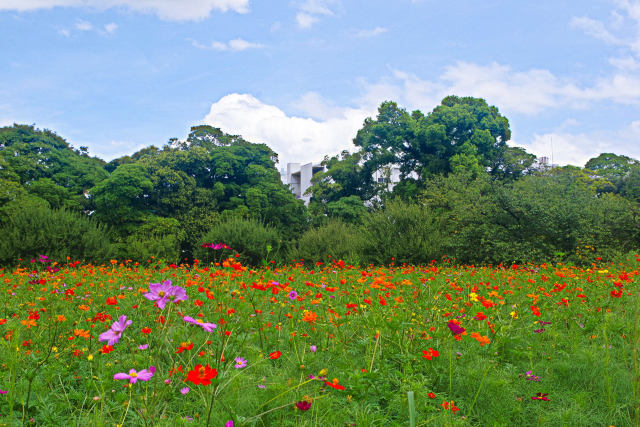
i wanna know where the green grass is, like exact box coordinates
[0,256,638,426]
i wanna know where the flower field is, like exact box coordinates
[0,255,639,426]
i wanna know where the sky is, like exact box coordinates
[2,0,640,169]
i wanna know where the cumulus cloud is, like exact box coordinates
[0,0,250,21]
[191,38,263,51]
[202,93,372,165]
[511,121,640,167]
[355,26,388,38]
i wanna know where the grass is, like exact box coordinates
[0,255,638,426]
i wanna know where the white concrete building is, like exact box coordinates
[284,162,410,205]
[285,162,326,204]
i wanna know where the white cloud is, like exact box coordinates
[294,0,338,28]
[511,121,640,167]
[58,28,70,37]
[0,0,250,21]
[202,93,371,165]
[104,22,118,34]
[570,16,621,45]
[75,19,93,31]
[355,26,388,38]
[296,12,318,29]
[191,38,263,51]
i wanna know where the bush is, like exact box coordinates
[360,199,444,265]
[0,201,112,265]
[111,217,184,263]
[293,219,364,265]
[193,216,281,266]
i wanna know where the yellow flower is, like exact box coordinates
[510,311,518,319]
[87,354,94,361]
[469,292,478,302]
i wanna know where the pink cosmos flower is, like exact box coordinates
[183,316,217,332]
[99,315,132,346]
[113,366,155,384]
[234,357,247,369]
[144,280,188,309]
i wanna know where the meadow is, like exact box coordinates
[0,252,638,426]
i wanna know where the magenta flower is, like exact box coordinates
[447,321,465,335]
[180,387,190,394]
[296,400,312,411]
[310,345,317,352]
[288,290,298,301]
[225,420,234,427]
[99,315,132,346]
[0,390,7,394]
[138,344,149,350]
[113,366,155,384]
[234,357,247,369]
[201,242,232,250]
[531,393,549,401]
[183,316,217,332]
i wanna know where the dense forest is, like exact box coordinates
[1,95,639,266]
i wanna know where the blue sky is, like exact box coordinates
[2,0,640,168]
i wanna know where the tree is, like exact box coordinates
[585,152,639,192]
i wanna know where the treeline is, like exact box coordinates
[1,96,639,266]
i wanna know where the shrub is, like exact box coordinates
[194,216,281,266]
[0,201,112,265]
[293,219,364,266]
[360,199,444,265]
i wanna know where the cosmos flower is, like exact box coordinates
[288,291,298,301]
[144,280,188,309]
[447,321,465,336]
[98,315,132,346]
[186,364,218,386]
[531,393,549,401]
[269,350,282,360]
[113,366,155,384]
[296,400,312,411]
[234,357,247,369]
[182,316,217,332]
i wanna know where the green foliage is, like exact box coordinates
[0,124,108,195]
[0,202,111,265]
[194,216,281,265]
[360,199,444,265]
[293,219,364,265]
[112,217,184,263]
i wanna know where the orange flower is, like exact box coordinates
[470,332,491,346]
[74,329,90,339]
[302,310,318,324]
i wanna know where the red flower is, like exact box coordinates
[530,306,541,317]
[422,348,439,360]
[269,350,282,360]
[186,364,218,386]
[474,312,487,320]
[99,345,114,354]
[428,392,436,399]
[325,380,345,390]
[141,327,151,334]
[106,297,117,305]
